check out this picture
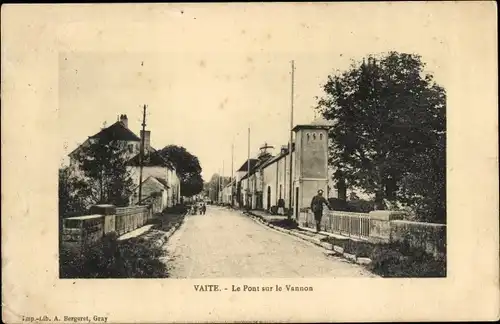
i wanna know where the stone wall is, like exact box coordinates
[297,209,446,259]
[390,220,446,258]
[62,204,153,251]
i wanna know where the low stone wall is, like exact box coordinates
[390,220,446,259]
[297,209,446,259]
[62,204,153,251]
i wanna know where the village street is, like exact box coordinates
[163,206,375,278]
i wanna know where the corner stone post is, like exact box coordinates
[368,210,405,243]
[89,204,117,235]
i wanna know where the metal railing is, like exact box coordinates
[299,209,371,240]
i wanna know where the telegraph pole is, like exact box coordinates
[247,127,251,209]
[288,60,295,219]
[138,104,147,203]
[218,170,221,204]
[231,142,234,207]
[222,160,225,204]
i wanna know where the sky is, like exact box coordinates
[58,3,451,181]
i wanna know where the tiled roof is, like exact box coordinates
[236,159,259,172]
[154,177,170,189]
[89,121,141,142]
[239,145,296,180]
[126,148,174,169]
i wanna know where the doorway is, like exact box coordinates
[267,186,271,210]
[295,187,299,219]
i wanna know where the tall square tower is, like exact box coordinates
[291,120,331,219]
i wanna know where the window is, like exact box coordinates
[128,144,134,153]
[320,133,323,140]
[313,133,316,140]
[306,133,310,142]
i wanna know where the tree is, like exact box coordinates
[159,145,204,197]
[74,139,134,207]
[204,173,231,202]
[59,166,92,218]
[316,51,446,222]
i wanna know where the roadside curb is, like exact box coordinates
[153,213,188,248]
[244,210,373,267]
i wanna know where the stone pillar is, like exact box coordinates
[368,210,405,243]
[90,204,117,235]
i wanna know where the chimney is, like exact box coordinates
[140,130,151,152]
[120,114,128,128]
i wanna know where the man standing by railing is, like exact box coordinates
[310,189,332,232]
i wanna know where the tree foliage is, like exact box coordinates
[204,173,232,201]
[73,139,134,207]
[159,145,204,197]
[59,166,92,218]
[316,51,446,223]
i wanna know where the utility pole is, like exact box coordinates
[222,160,225,204]
[247,127,250,210]
[288,60,295,219]
[231,142,234,207]
[138,104,147,203]
[218,170,221,204]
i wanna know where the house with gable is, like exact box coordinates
[234,158,259,207]
[67,114,181,213]
[126,134,181,210]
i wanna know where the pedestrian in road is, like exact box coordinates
[277,198,285,215]
[310,189,332,233]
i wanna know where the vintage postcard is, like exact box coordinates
[1,2,498,323]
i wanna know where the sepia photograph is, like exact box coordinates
[2,2,498,323]
[58,49,446,280]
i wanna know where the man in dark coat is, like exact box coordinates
[310,189,332,232]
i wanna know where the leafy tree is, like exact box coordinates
[159,145,204,197]
[73,139,134,207]
[58,166,92,218]
[316,51,445,222]
[204,173,232,201]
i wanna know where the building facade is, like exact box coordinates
[236,118,336,219]
[68,114,181,212]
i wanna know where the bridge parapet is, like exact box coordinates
[62,204,153,252]
[297,208,446,257]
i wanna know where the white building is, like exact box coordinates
[68,114,181,212]
[236,118,339,219]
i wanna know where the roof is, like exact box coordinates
[237,158,259,172]
[291,118,334,132]
[126,148,174,169]
[154,177,170,189]
[240,145,296,180]
[89,121,141,142]
[130,175,169,192]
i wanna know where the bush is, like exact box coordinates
[327,198,375,213]
[59,232,169,278]
[318,236,446,277]
[328,198,350,211]
[346,199,375,213]
[368,243,446,277]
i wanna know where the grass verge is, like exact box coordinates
[320,236,446,277]
[60,207,187,278]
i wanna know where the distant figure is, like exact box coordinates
[277,198,285,215]
[199,202,206,215]
[310,189,332,232]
